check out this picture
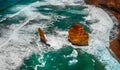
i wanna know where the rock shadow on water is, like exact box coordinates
[18,46,105,70]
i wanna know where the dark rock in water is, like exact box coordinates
[18,46,105,70]
[68,24,89,46]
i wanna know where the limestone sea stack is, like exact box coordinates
[68,24,89,46]
[38,28,47,43]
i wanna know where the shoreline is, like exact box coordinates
[105,9,120,62]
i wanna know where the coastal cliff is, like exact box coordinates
[85,0,120,60]
[84,0,120,21]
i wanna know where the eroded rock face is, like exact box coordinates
[85,0,120,21]
[110,27,120,60]
[38,28,47,43]
[110,39,120,60]
[85,0,120,61]
[68,24,89,46]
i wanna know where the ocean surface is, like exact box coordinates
[0,0,120,70]
[19,46,105,70]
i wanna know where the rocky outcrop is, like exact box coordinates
[38,28,50,46]
[68,24,89,46]
[38,28,47,43]
[110,27,120,60]
[84,0,120,21]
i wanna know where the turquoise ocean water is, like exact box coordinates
[0,0,106,70]
[19,46,105,70]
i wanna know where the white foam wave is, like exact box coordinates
[0,1,47,22]
[44,0,84,5]
[85,5,120,70]
[0,0,120,70]
[0,1,52,69]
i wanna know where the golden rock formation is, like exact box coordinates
[38,28,47,43]
[68,24,89,46]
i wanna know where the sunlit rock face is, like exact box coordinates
[68,24,89,46]
[84,0,120,21]
[38,28,47,43]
